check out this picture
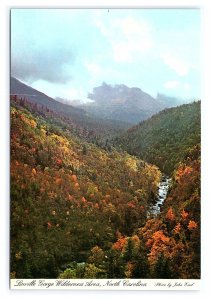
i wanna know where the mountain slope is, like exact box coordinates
[137,144,200,279]
[80,82,182,124]
[10,77,130,138]
[10,101,161,278]
[114,101,201,174]
[10,76,86,117]
[10,94,200,280]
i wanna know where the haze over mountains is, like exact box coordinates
[10,77,131,139]
[11,76,191,128]
[58,82,189,125]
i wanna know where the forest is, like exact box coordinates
[114,101,201,174]
[10,96,200,279]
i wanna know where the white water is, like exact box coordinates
[149,176,172,216]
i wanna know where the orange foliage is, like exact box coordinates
[188,220,198,230]
[152,230,170,243]
[148,230,174,264]
[127,201,136,209]
[55,178,62,185]
[56,158,62,165]
[74,182,79,188]
[181,209,189,219]
[146,238,153,248]
[173,223,181,234]
[71,175,77,182]
[32,168,37,175]
[20,114,37,128]
[112,237,127,252]
[166,207,175,221]
[81,197,87,203]
[175,165,193,182]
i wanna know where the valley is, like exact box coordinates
[10,79,200,280]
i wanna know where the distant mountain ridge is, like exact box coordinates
[79,82,183,124]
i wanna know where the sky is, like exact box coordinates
[11,8,201,102]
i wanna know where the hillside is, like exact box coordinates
[10,100,161,278]
[10,96,200,280]
[137,144,200,279]
[10,77,85,118]
[80,82,182,125]
[114,101,201,174]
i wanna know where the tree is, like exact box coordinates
[154,253,172,279]
[82,144,87,155]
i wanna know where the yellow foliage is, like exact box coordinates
[125,156,138,172]
[15,251,22,260]
[40,128,46,135]
[21,114,37,128]
[125,262,135,278]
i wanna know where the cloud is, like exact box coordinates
[11,9,200,100]
[84,59,124,89]
[85,62,102,77]
[183,83,191,90]
[11,45,75,84]
[95,16,154,63]
[164,80,180,89]
[164,81,192,96]
[162,53,189,76]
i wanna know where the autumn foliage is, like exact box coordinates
[10,97,200,279]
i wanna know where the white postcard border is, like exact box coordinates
[1,0,210,298]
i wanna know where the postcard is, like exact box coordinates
[10,7,201,290]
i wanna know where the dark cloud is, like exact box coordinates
[11,46,75,84]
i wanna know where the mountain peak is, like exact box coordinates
[85,82,165,124]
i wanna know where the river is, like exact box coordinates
[149,175,172,216]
